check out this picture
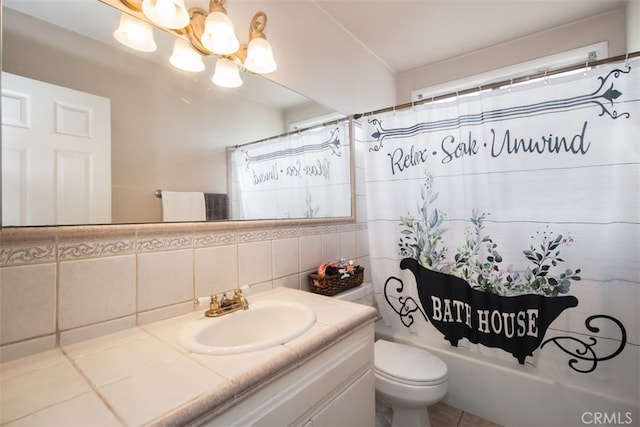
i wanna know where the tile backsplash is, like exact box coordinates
[0,221,369,362]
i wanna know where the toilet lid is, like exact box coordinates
[375,340,447,385]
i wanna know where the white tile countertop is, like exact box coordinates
[0,288,377,426]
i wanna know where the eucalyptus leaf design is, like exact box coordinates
[399,176,582,296]
[398,174,448,269]
[452,217,581,296]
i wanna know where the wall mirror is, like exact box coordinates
[1,0,352,227]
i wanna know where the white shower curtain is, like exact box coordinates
[360,58,639,398]
[229,120,351,220]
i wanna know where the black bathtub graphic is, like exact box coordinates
[400,257,579,364]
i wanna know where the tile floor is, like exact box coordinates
[376,402,502,427]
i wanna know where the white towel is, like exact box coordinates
[161,191,206,222]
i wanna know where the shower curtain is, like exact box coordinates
[360,58,638,400]
[228,120,351,220]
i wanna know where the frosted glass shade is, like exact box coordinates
[212,58,242,88]
[201,11,240,55]
[142,0,189,29]
[169,39,205,72]
[114,13,157,52]
[244,37,277,74]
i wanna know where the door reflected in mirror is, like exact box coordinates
[1,0,351,226]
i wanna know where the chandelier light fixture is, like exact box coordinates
[112,0,277,88]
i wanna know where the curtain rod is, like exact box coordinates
[353,51,640,119]
[233,116,349,149]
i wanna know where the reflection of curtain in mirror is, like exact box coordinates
[228,120,351,220]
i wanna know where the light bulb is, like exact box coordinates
[212,58,242,88]
[201,11,240,55]
[141,0,189,29]
[114,13,156,52]
[245,37,277,74]
[154,0,175,21]
[169,39,205,72]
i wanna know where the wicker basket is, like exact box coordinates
[309,267,364,296]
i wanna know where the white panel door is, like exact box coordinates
[2,72,111,225]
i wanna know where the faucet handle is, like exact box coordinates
[196,295,219,308]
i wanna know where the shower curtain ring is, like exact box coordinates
[584,58,589,75]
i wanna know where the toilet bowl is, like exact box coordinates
[333,283,449,427]
[375,339,447,427]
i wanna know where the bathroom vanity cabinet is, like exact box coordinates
[202,323,374,426]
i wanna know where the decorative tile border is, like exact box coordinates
[271,227,300,240]
[193,232,238,248]
[1,219,357,265]
[0,244,56,267]
[136,235,194,253]
[339,223,359,233]
[238,228,273,243]
[299,226,327,237]
[307,224,341,236]
[58,239,136,261]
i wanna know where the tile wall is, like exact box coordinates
[0,220,369,363]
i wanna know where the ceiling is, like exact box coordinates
[314,0,627,73]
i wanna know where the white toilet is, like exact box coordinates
[333,283,449,427]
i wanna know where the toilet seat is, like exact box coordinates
[374,340,447,386]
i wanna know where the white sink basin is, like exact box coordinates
[178,300,316,355]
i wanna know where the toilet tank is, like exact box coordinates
[333,283,374,306]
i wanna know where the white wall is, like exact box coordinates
[395,8,627,104]
[627,0,640,52]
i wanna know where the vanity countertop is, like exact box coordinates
[0,287,377,426]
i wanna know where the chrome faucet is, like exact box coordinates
[198,288,249,317]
